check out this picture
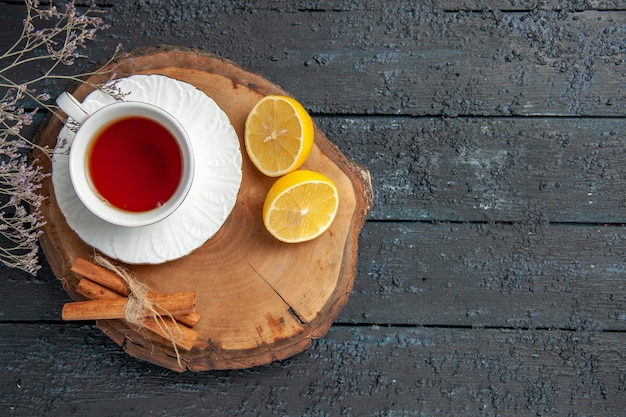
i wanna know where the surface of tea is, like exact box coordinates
[89,116,183,212]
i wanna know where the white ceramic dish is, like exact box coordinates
[52,74,242,264]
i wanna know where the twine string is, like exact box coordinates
[93,253,183,366]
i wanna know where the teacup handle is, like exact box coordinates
[56,92,91,124]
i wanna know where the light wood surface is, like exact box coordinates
[33,46,373,372]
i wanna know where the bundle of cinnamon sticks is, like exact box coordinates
[62,258,200,351]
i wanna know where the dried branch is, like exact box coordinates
[0,0,119,274]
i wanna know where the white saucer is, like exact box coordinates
[52,74,242,264]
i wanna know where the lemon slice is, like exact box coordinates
[245,95,314,177]
[263,170,339,243]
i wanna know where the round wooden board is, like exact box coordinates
[34,46,373,372]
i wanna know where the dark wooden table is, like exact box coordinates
[2,1,625,415]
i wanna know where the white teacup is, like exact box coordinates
[56,92,194,227]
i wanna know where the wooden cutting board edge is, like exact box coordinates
[34,45,373,372]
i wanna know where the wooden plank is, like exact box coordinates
[15,114,626,224]
[319,116,626,223]
[12,116,626,224]
[18,115,626,225]
[1,3,624,116]
[0,264,68,322]
[1,323,624,415]
[339,222,626,331]
[4,0,626,11]
[435,0,626,11]
[102,0,626,11]
[3,221,625,331]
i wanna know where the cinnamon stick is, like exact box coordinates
[165,311,201,328]
[69,258,201,351]
[137,316,198,352]
[76,278,201,327]
[71,257,131,296]
[62,292,196,321]
[76,278,120,300]
[75,279,198,351]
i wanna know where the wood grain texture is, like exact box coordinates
[1,324,624,416]
[435,0,626,10]
[318,116,626,223]
[33,46,372,371]
[4,221,625,331]
[1,0,625,414]
[342,222,626,330]
[2,2,625,116]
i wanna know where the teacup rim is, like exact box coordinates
[68,100,195,228]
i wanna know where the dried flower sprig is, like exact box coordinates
[1,0,118,274]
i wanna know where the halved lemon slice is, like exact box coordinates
[245,95,314,177]
[263,170,339,243]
